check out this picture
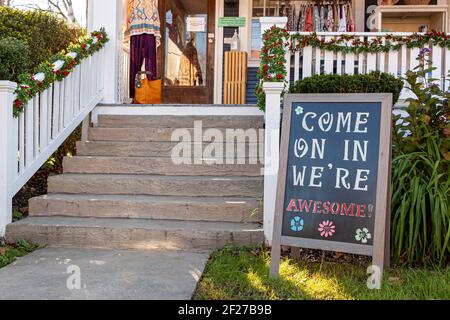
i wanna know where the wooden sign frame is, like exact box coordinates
[270,94,393,281]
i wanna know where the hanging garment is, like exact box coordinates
[313,6,320,32]
[127,0,161,47]
[292,6,297,32]
[129,34,157,99]
[293,4,300,31]
[327,5,333,32]
[298,5,306,31]
[178,39,203,86]
[320,5,327,32]
[338,4,347,32]
[286,5,294,31]
[305,6,313,32]
[347,4,356,32]
[333,4,339,32]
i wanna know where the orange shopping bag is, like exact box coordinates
[134,71,162,104]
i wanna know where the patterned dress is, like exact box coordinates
[127,0,161,46]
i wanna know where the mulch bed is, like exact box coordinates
[12,165,63,218]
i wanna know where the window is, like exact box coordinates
[250,0,274,60]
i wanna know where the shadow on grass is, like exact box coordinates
[193,246,450,300]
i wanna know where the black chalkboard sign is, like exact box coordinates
[270,94,393,282]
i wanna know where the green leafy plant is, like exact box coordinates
[12,208,24,222]
[0,37,30,81]
[391,48,450,266]
[0,7,84,80]
[289,71,404,104]
[255,26,290,111]
[0,239,41,269]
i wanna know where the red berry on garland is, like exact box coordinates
[82,43,87,49]
[64,71,69,77]
[276,74,283,80]
[14,100,22,108]
[57,70,62,76]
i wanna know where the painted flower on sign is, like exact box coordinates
[291,216,304,232]
[318,221,336,238]
[355,228,372,244]
[295,106,304,115]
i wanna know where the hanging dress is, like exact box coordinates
[305,6,313,32]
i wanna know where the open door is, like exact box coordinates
[160,0,215,104]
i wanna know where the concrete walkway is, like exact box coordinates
[0,247,209,300]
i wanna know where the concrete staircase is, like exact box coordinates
[6,114,265,251]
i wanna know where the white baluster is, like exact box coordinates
[302,46,313,79]
[39,90,48,149]
[324,36,333,74]
[25,99,34,166]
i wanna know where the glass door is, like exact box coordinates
[161,0,215,104]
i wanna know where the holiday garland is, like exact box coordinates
[255,26,289,111]
[256,27,450,111]
[13,28,109,117]
[290,30,450,54]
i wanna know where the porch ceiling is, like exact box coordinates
[176,0,207,14]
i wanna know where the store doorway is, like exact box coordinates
[160,0,215,104]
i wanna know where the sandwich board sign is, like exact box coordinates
[270,94,392,285]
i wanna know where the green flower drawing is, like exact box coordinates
[355,228,372,244]
[295,106,304,115]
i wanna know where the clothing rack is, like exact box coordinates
[268,0,351,3]
[272,0,355,33]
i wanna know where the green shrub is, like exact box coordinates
[391,50,450,267]
[0,37,29,81]
[289,71,404,104]
[0,7,84,80]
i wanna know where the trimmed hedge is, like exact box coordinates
[289,71,404,104]
[0,37,29,81]
[0,7,84,81]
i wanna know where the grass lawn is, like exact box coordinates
[0,239,41,269]
[194,246,450,300]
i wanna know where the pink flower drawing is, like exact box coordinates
[318,221,336,238]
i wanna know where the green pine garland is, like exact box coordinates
[255,26,290,111]
[290,30,450,54]
[13,28,109,117]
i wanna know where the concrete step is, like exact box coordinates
[29,194,262,223]
[48,174,264,198]
[77,141,263,158]
[88,127,263,142]
[63,156,262,176]
[98,115,264,129]
[5,217,264,251]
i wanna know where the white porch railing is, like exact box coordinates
[287,32,450,99]
[261,18,450,244]
[0,49,105,236]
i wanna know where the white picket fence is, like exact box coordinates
[0,49,105,235]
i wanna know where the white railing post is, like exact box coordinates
[89,0,122,103]
[260,16,288,245]
[0,81,18,236]
[263,82,285,245]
